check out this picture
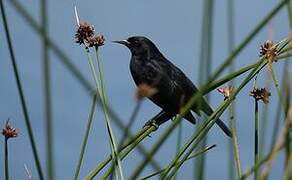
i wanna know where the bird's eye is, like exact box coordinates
[133,40,141,47]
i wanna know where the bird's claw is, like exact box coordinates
[143,119,159,131]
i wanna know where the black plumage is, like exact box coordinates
[114,36,231,137]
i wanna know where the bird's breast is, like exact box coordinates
[130,58,159,86]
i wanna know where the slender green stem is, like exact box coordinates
[141,145,216,180]
[284,152,292,180]
[74,94,97,180]
[277,53,292,59]
[241,144,284,180]
[0,1,44,179]
[103,100,142,179]
[129,118,186,180]
[259,77,270,161]
[93,47,124,180]
[84,46,123,179]
[268,65,284,107]
[228,104,235,180]
[230,101,242,179]
[254,99,259,180]
[227,0,236,179]
[196,1,214,179]
[165,107,227,179]
[209,0,289,82]
[175,119,183,180]
[85,126,155,179]
[269,64,289,150]
[40,0,53,179]
[205,61,260,93]
[4,138,9,180]
[119,100,142,151]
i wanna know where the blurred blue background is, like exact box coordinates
[0,0,290,179]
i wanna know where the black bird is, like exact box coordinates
[113,36,231,137]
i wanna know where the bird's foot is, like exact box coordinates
[143,119,159,131]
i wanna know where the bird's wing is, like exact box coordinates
[144,59,187,111]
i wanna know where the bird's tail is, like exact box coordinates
[194,98,232,137]
[215,119,232,137]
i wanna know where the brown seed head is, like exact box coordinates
[249,87,271,104]
[259,40,278,63]
[2,119,18,139]
[136,83,158,100]
[217,86,233,100]
[75,21,95,45]
[87,35,105,47]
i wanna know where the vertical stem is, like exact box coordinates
[228,107,235,180]
[196,0,214,179]
[104,100,142,179]
[4,138,9,180]
[93,47,124,180]
[40,0,53,179]
[227,0,235,179]
[259,83,269,161]
[175,121,183,180]
[254,99,259,180]
[118,100,142,150]
[0,1,44,179]
[230,103,242,178]
[74,94,97,180]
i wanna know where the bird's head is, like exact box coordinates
[113,36,161,58]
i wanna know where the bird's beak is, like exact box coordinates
[112,40,130,46]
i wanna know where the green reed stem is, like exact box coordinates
[196,1,214,179]
[0,1,44,179]
[74,94,97,180]
[254,99,259,180]
[85,126,155,179]
[90,47,124,180]
[269,64,288,151]
[141,145,216,180]
[118,100,142,150]
[241,144,284,180]
[230,101,242,179]
[175,119,183,180]
[40,0,53,179]
[4,138,9,180]
[129,117,186,180]
[103,100,143,179]
[209,0,289,82]
[227,0,236,178]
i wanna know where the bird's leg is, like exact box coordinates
[143,110,175,130]
[143,118,159,130]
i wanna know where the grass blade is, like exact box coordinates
[0,1,44,179]
[74,94,97,180]
[40,0,54,179]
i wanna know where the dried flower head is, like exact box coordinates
[259,40,278,63]
[136,83,158,100]
[250,87,271,104]
[75,21,95,45]
[87,35,105,47]
[2,119,18,139]
[217,86,233,100]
